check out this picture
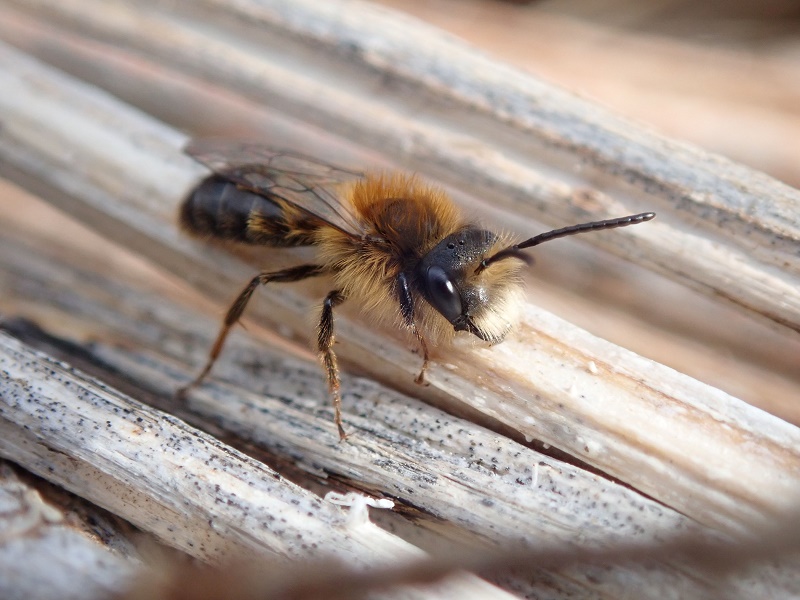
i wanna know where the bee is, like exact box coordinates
[177,140,655,439]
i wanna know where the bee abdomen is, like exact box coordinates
[180,175,300,246]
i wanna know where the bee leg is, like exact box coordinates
[177,264,325,399]
[317,289,348,440]
[397,272,430,385]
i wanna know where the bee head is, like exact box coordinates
[415,213,656,342]
[416,227,527,343]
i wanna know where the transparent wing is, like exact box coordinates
[185,139,366,238]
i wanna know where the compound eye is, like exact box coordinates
[425,265,463,322]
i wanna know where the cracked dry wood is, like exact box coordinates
[0,331,514,600]
[0,462,138,600]
[1,191,796,599]
[0,2,799,597]
[2,0,799,418]
[0,39,798,540]
[4,0,800,335]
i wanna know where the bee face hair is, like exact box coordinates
[416,227,526,343]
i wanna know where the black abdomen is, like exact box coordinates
[180,175,306,246]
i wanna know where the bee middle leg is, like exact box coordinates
[397,272,430,385]
[317,289,348,440]
[177,263,325,398]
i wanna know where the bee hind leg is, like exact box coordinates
[177,263,325,400]
[317,289,348,440]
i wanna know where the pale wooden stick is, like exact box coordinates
[5,0,800,336]
[0,0,800,424]
[1,4,798,425]
[0,331,519,600]
[4,197,798,599]
[0,462,138,600]
[0,41,798,539]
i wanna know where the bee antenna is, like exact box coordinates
[476,212,655,274]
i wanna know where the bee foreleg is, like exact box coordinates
[177,263,325,399]
[317,289,347,440]
[397,272,430,386]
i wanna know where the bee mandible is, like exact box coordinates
[177,140,655,439]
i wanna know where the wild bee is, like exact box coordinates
[178,140,655,439]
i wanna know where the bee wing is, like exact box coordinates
[185,140,366,238]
